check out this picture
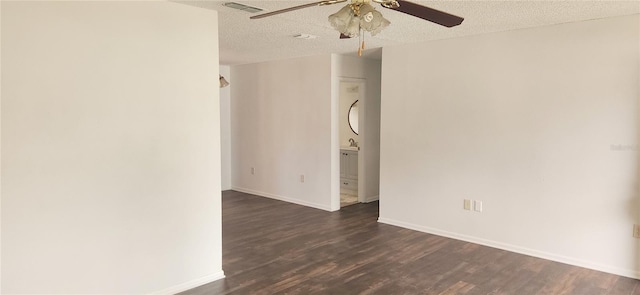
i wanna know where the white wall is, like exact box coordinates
[379,15,640,278]
[220,65,232,190]
[1,2,223,293]
[230,55,333,210]
[333,55,382,205]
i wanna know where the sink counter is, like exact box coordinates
[340,146,359,151]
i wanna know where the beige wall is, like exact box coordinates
[1,2,223,293]
[379,14,640,278]
[220,65,232,191]
[231,55,333,210]
[229,54,380,211]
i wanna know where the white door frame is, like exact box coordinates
[335,77,366,208]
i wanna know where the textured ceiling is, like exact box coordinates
[177,1,640,65]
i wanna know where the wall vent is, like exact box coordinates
[222,2,264,13]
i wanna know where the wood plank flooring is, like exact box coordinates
[180,191,640,295]
[340,193,358,207]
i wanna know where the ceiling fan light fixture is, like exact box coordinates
[375,0,399,9]
[328,5,360,37]
[250,0,463,57]
[357,4,390,36]
[328,3,389,37]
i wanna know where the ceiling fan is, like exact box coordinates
[250,0,464,55]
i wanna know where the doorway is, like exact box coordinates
[339,79,364,207]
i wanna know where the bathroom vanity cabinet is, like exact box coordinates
[340,149,358,192]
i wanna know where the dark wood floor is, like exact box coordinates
[180,191,640,295]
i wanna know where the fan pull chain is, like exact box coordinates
[358,28,364,57]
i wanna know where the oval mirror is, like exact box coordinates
[348,100,359,135]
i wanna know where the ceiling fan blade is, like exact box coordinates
[387,0,463,27]
[250,0,347,20]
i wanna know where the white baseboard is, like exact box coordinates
[362,195,379,203]
[151,271,225,295]
[232,187,332,212]
[377,217,640,280]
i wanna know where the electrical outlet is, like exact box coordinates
[634,224,640,238]
[251,167,255,175]
[300,174,305,183]
[463,199,471,210]
[474,200,483,212]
